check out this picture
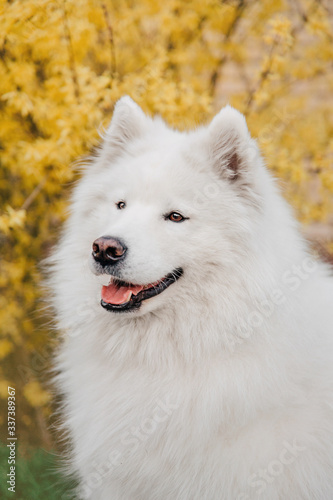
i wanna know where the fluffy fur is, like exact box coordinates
[49,96,333,499]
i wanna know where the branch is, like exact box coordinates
[21,176,48,211]
[102,2,116,79]
[62,0,80,102]
[243,37,278,116]
[209,0,247,94]
[290,0,333,41]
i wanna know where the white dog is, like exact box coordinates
[49,96,333,499]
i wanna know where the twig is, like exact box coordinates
[290,0,333,41]
[63,0,80,102]
[244,37,278,115]
[102,2,116,79]
[209,0,247,94]
[21,176,48,211]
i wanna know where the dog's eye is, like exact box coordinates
[116,201,126,210]
[167,212,187,223]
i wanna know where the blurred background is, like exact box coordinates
[0,0,332,497]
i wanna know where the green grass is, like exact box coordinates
[0,442,77,499]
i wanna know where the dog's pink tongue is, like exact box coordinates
[101,282,143,305]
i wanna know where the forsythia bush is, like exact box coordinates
[0,0,332,447]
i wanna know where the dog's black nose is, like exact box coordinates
[92,236,127,265]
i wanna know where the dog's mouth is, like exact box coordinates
[100,268,183,312]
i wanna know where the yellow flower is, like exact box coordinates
[23,381,51,408]
[0,340,14,360]
[265,17,293,48]
[0,207,26,234]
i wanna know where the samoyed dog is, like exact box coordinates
[50,96,333,499]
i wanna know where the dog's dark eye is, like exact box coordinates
[116,201,126,210]
[167,212,187,223]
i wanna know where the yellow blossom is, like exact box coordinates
[23,381,51,408]
[0,340,14,360]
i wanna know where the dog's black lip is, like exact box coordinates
[100,268,183,313]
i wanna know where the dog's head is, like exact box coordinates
[64,96,267,316]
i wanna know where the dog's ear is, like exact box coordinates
[207,106,262,208]
[208,106,254,181]
[104,96,149,153]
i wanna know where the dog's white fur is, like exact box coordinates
[50,97,333,499]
